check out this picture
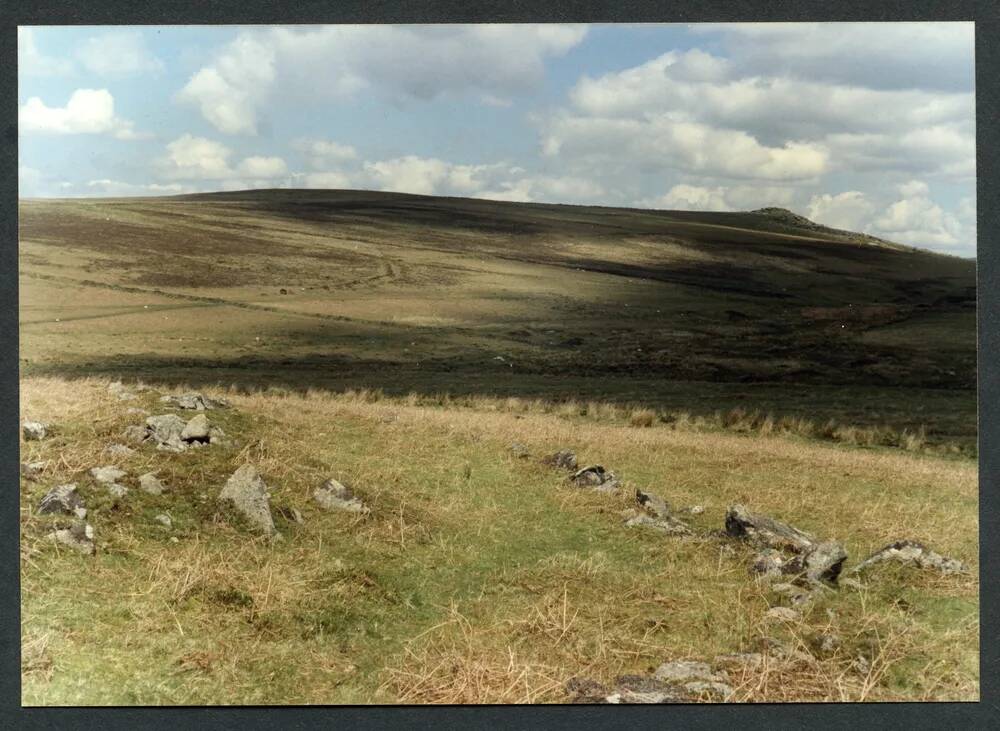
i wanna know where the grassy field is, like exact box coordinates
[19,377,978,704]
[18,190,978,704]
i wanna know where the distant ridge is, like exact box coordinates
[749,206,911,252]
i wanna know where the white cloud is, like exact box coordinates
[297,171,354,189]
[179,25,587,135]
[18,28,73,76]
[292,138,359,168]
[85,179,190,196]
[237,156,288,178]
[638,184,732,212]
[18,166,45,197]
[156,134,234,179]
[19,88,145,139]
[870,183,966,248]
[76,31,163,77]
[806,191,877,231]
[479,175,605,204]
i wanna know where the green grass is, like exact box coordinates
[20,377,978,704]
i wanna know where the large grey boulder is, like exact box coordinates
[725,504,816,553]
[849,540,965,575]
[313,478,368,513]
[38,484,85,516]
[219,464,276,535]
[145,414,188,452]
[48,520,95,555]
[22,421,47,441]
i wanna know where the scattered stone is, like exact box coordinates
[682,680,734,701]
[544,450,578,470]
[22,421,47,441]
[313,478,368,513]
[653,660,727,684]
[180,414,211,442]
[276,505,305,524]
[802,540,848,584]
[688,505,705,515]
[569,465,620,491]
[752,549,788,579]
[765,607,801,623]
[811,632,841,655]
[126,407,149,416]
[208,425,227,445]
[854,655,871,676]
[107,483,128,499]
[121,425,148,444]
[48,520,95,555]
[89,465,127,484]
[160,392,230,410]
[849,540,965,575]
[625,512,691,536]
[219,464,276,535]
[38,484,85,515]
[139,472,168,495]
[725,504,816,553]
[105,443,135,457]
[154,513,172,528]
[635,488,671,518]
[607,676,690,704]
[145,414,188,451]
[510,442,530,459]
[20,461,48,481]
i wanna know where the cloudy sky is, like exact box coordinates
[18,23,976,256]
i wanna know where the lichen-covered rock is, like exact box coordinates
[38,484,85,515]
[22,421,47,441]
[89,465,127,484]
[219,464,276,535]
[154,513,172,528]
[180,414,211,442]
[849,540,965,575]
[145,414,188,452]
[139,472,168,495]
[121,425,148,444]
[607,676,691,704]
[653,660,727,685]
[544,450,578,470]
[624,512,691,536]
[635,488,672,519]
[105,443,135,457]
[107,483,128,499]
[725,504,816,553]
[569,465,620,491]
[48,520,95,555]
[802,540,848,584]
[313,478,368,513]
[510,442,530,459]
[276,505,305,524]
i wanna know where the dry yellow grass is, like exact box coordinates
[19,376,978,705]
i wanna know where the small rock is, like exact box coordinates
[812,633,841,654]
[121,425,148,444]
[565,677,610,704]
[48,520,95,555]
[765,607,801,623]
[208,426,227,445]
[145,414,188,452]
[682,680,734,700]
[510,442,530,459]
[154,513,172,528]
[89,465,127,484]
[126,407,149,416]
[687,505,705,515]
[219,464,276,535]
[20,461,48,481]
[635,488,671,518]
[107,483,128,499]
[544,450,578,470]
[569,465,620,491]
[850,539,965,575]
[139,472,168,495]
[803,540,848,584]
[313,478,368,513]
[22,421,47,441]
[38,484,85,515]
[180,414,211,442]
[752,549,788,579]
[276,505,305,524]
[105,443,134,457]
[608,675,689,704]
[653,660,726,684]
[161,392,230,410]
[854,656,871,675]
[624,512,691,536]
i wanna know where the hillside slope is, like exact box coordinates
[18,189,977,449]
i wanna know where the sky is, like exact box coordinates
[18,23,977,256]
